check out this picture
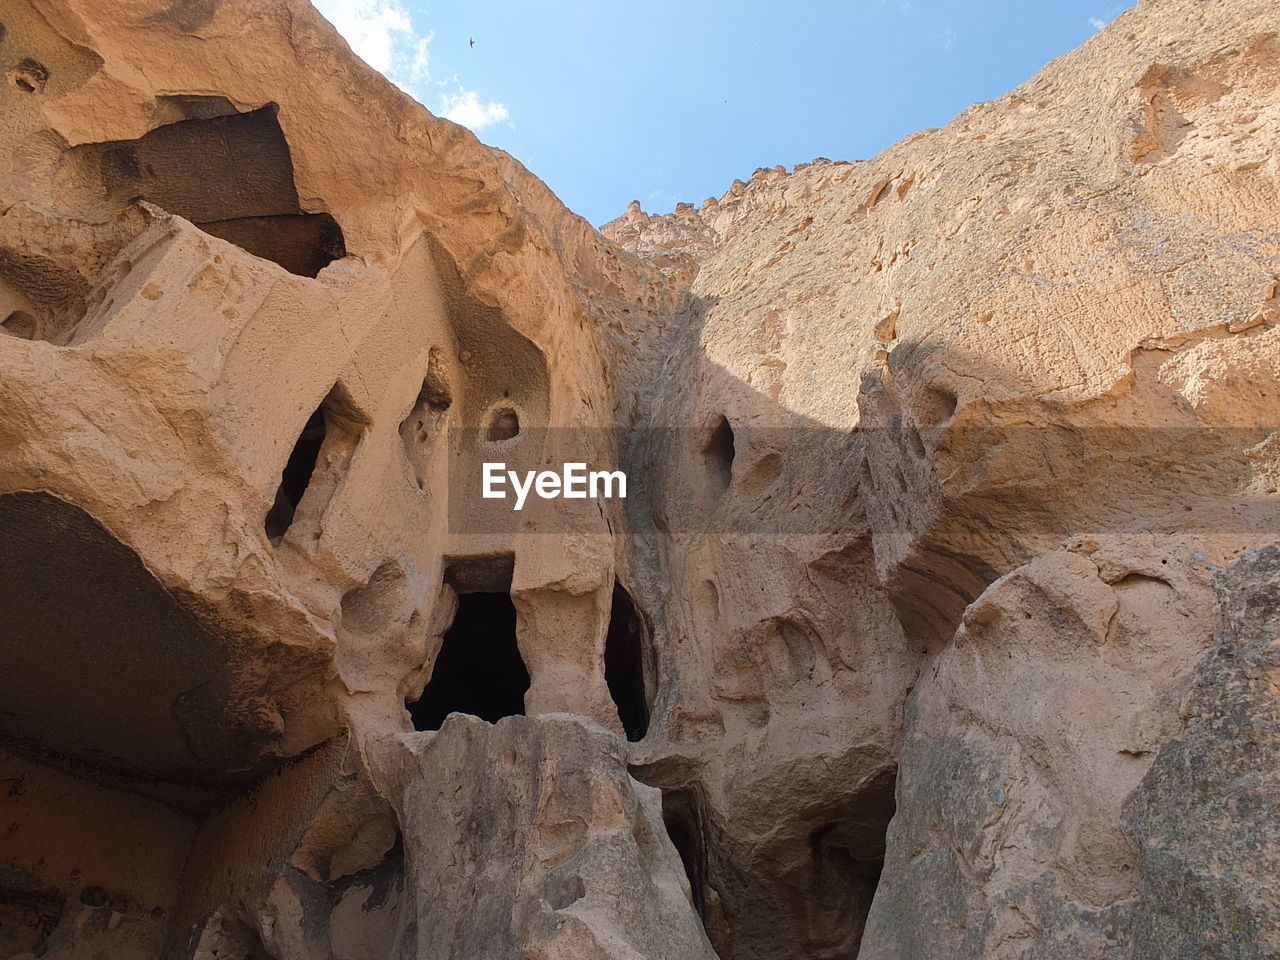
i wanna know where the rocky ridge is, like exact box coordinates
[0,0,1278,958]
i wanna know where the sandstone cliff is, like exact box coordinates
[0,0,1277,958]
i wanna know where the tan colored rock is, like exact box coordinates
[860,540,1218,957]
[605,0,1280,954]
[0,0,1278,957]
[367,713,717,959]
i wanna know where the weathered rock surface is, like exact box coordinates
[859,543,1216,958]
[375,714,717,960]
[1122,545,1280,959]
[0,0,1277,957]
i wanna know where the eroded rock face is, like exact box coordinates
[1123,546,1280,960]
[374,714,717,960]
[0,0,1277,957]
[859,544,1216,958]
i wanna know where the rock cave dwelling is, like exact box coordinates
[1,0,1279,957]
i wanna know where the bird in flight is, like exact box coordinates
[469,37,475,48]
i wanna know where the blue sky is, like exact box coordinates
[312,1,1132,226]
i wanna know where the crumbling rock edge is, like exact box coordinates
[0,0,1278,957]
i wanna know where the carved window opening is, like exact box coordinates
[705,415,735,493]
[265,384,366,545]
[408,556,529,731]
[604,581,652,742]
[89,104,346,277]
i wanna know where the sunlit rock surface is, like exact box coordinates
[1,0,1278,956]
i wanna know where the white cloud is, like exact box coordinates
[940,26,956,50]
[1090,16,1108,30]
[439,89,510,130]
[410,33,432,82]
[312,0,413,73]
[312,0,509,131]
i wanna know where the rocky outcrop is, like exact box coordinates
[0,0,1277,957]
[1123,546,1280,959]
[604,1,1280,955]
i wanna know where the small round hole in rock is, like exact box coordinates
[486,406,520,442]
[13,59,48,94]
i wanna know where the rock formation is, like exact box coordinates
[0,0,1277,957]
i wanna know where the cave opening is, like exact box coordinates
[604,581,651,742]
[807,768,898,955]
[2,310,35,339]
[88,104,346,277]
[264,385,366,545]
[705,415,735,493]
[485,406,520,442]
[409,557,529,731]
[265,405,326,544]
[661,791,707,920]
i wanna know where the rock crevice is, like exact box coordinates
[1,0,1278,957]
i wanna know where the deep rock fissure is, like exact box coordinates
[705,415,735,493]
[807,769,898,956]
[604,581,652,742]
[661,791,709,921]
[265,405,326,544]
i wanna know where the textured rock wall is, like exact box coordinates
[0,0,1278,957]
[604,1,1280,955]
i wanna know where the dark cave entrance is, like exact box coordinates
[604,581,651,742]
[662,791,708,920]
[705,415,735,493]
[807,768,898,955]
[408,593,528,731]
[408,557,530,731]
[264,406,326,543]
[88,103,346,277]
